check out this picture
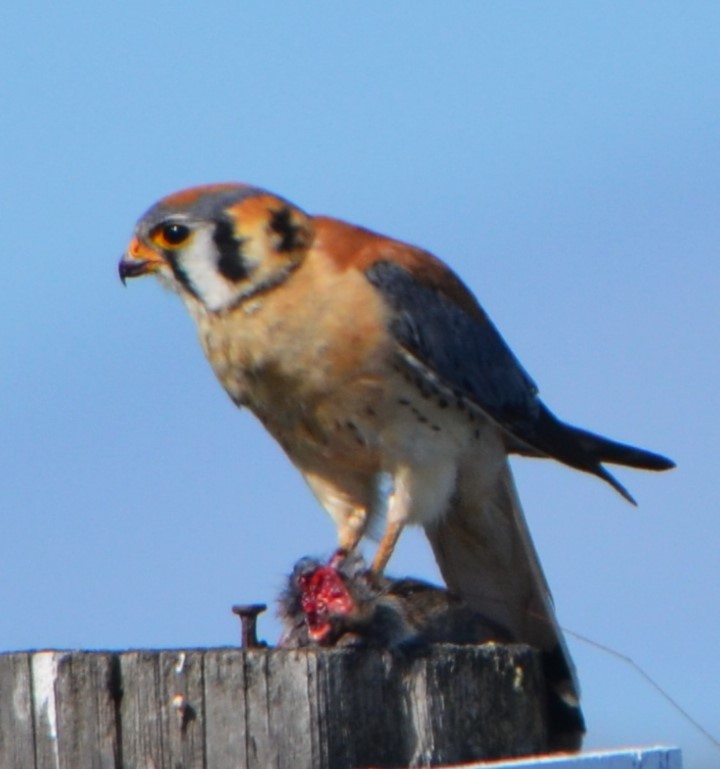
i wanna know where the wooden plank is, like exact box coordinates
[1,645,552,768]
[159,650,205,769]
[203,647,248,769]
[439,644,547,761]
[263,644,548,769]
[319,647,406,769]
[203,645,547,769]
[31,651,67,769]
[118,649,206,769]
[266,649,316,769]
[0,652,35,769]
[117,650,165,768]
[53,651,120,769]
[242,650,276,769]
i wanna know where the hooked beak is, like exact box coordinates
[118,237,165,285]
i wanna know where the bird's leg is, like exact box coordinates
[370,462,456,576]
[301,470,371,555]
[337,510,368,554]
[370,519,405,575]
[369,466,413,575]
[336,471,392,566]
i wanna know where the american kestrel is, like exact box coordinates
[119,184,673,748]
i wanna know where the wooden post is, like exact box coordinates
[0,644,548,769]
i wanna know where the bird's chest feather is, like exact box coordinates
[194,278,395,468]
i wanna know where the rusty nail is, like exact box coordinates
[232,604,267,649]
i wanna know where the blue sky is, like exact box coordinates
[2,2,719,765]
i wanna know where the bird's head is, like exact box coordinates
[119,184,314,313]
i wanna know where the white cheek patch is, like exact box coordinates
[178,228,239,312]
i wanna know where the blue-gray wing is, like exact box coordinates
[365,259,542,440]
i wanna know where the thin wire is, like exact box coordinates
[563,625,720,752]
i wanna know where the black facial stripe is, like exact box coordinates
[164,251,200,299]
[269,207,302,252]
[214,219,249,282]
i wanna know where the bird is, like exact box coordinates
[119,183,674,748]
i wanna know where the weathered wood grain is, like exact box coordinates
[160,649,206,769]
[31,651,66,769]
[117,650,164,768]
[0,644,549,769]
[118,649,206,769]
[203,648,248,768]
[53,651,120,769]
[0,652,35,769]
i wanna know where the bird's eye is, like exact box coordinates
[158,222,191,247]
